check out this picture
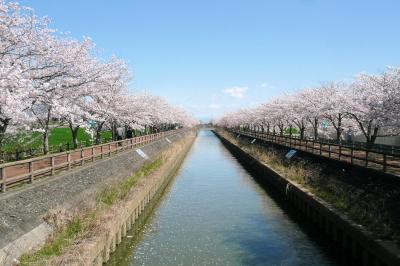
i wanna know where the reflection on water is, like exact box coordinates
[107,130,340,266]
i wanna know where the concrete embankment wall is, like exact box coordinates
[214,130,400,266]
[0,129,196,265]
[75,130,196,265]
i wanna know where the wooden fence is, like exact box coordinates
[0,129,183,192]
[0,138,115,163]
[233,129,400,177]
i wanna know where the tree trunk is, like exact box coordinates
[69,124,80,149]
[0,118,10,149]
[367,126,379,148]
[95,121,105,144]
[300,127,305,140]
[42,108,52,155]
[112,121,118,141]
[43,130,49,154]
[336,114,343,142]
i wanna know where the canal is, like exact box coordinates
[107,130,340,265]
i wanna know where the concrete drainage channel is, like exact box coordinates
[91,134,195,265]
[0,129,196,266]
[214,130,400,266]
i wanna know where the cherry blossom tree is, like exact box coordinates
[0,0,198,155]
[0,0,49,147]
[346,68,400,146]
[0,63,32,146]
[317,82,353,141]
[28,37,99,153]
[117,94,198,133]
[215,67,400,148]
[85,59,130,144]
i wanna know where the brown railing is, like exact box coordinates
[232,129,400,176]
[0,129,183,192]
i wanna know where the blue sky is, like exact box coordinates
[19,0,400,122]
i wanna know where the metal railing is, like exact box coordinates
[232,129,400,176]
[0,129,183,192]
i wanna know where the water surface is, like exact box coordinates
[108,130,339,266]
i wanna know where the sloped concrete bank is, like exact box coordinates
[61,130,197,265]
[214,130,400,266]
[0,129,196,265]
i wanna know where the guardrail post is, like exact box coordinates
[51,156,55,175]
[319,143,322,155]
[365,151,369,167]
[1,167,6,192]
[328,144,331,158]
[29,161,33,183]
[92,147,95,162]
[339,145,341,160]
[109,143,112,156]
[101,145,104,159]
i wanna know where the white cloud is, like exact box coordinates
[223,86,248,99]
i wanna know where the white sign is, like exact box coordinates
[136,149,149,159]
[165,138,172,143]
[251,139,256,144]
[285,149,297,160]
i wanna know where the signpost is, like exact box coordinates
[136,149,149,159]
[285,149,297,160]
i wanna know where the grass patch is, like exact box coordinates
[1,128,112,153]
[312,188,349,210]
[19,157,164,265]
[97,158,163,205]
[19,218,83,265]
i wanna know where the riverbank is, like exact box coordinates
[214,129,400,266]
[0,129,196,266]
[105,129,341,265]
